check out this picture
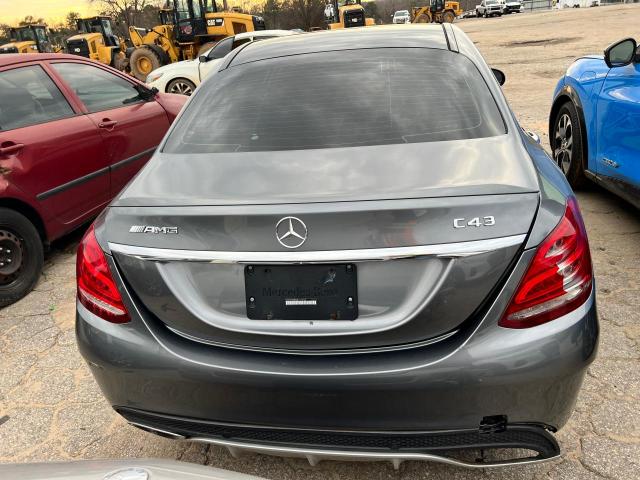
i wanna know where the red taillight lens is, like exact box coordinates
[499,197,592,328]
[76,226,130,323]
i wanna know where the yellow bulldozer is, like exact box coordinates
[127,0,265,80]
[412,0,462,23]
[324,0,375,29]
[65,17,128,69]
[0,25,58,54]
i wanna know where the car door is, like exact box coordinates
[595,57,640,197]
[50,61,170,197]
[0,62,110,227]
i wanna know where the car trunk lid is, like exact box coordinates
[106,138,540,351]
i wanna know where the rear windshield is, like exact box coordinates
[163,48,506,153]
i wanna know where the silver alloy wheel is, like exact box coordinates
[168,80,194,96]
[554,113,573,175]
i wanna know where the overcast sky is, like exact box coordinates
[0,0,99,24]
[0,0,264,25]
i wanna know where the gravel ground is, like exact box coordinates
[1,4,640,479]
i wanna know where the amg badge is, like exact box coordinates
[129,225,179,234]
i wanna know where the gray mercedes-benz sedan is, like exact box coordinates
[76,25,598,468]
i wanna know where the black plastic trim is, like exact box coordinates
[37,166,109,201]
[117,407,560,461]
[110,146,156,171]
[584,170,640,209]
[37,145,157,200]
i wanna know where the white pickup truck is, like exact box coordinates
[476,0,503,17]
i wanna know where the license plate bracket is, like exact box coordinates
[244,264,358,320]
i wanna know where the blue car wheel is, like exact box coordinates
[552,101,586,188]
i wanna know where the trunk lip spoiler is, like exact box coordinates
[108,234,526,264]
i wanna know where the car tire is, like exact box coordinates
[0,208,43,307]
[552,101,587,188]
[166,78,197,96]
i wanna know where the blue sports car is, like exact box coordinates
[550,37,640,207]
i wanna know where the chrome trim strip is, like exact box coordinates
[108,234,526,263]
[127,422,185,439]
[189,436,559,470]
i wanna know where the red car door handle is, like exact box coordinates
[98,119,118,130]
[0,143,24,155]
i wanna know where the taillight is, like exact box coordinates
[76,226,130,323]
[500,197,592,328]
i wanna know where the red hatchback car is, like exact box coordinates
[0,54,186,306]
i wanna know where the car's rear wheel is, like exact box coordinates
[0,208,43,307]
[553,101,586,188]
[167,78,196,96]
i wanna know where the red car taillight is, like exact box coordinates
[76,226,130,323]
[499,197,592,329]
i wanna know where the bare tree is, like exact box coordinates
[65,12,82,29]
[259,0,284,27]
[18,15,46,26]
[0,23,11,43]
[87,0,164,28]
[374,0,420,23]
[285,0,325,30]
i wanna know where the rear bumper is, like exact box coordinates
[76,284,598,433]
[119,407,561,468]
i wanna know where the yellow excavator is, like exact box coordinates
[0,25,58,54]
[65,17,128,69]
[127,0,265,80]
[412,0,462,23]
[324,0,375,29]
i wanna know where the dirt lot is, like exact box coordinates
[1,4,640,479]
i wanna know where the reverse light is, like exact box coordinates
[499,197,592,328]
[76,226,130,323]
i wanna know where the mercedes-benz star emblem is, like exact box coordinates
[276,217,307,249]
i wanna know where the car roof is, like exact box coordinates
[0,53,86,68]
[234,29,298,40]
[230,25,449,67]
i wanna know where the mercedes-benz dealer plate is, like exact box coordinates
[244,264,358,320]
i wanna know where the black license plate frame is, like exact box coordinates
[244,264,358,321]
